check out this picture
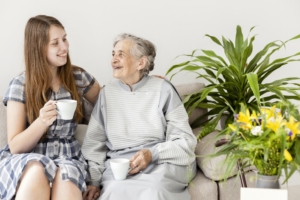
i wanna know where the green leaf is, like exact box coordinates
[205,34,223,47]
[196,103,224,109]
[268,52,300,66]
[246,73,260,105]
[223,37,240,68]
[263,85,287,101]
[195,56,224,68]
[201,50,228,65]
[216,67,227,80]
[166,61,190,76]
[235,25,244,55]
[258,63,287,83]
[266,77,300,85]
[286,34,300,42]
[195,74,215,84]
[240,35,255,72]
[246,42,279,73]
[197,107,228,139]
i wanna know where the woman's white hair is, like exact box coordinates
[113,33,156,75]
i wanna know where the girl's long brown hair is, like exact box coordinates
[24,15,83,127]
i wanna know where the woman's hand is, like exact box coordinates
[129,149,152,174]
[83,185,101,200]
[38,100,58,127]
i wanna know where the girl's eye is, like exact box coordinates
[51,42,58,46]
[63,38,67,42]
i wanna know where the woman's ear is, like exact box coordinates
[137,56,147,71]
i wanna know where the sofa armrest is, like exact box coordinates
[0,99,7,149]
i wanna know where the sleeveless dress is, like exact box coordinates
[0,70,94,200]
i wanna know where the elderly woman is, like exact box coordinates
[82,33,197,200]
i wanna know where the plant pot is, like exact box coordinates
[256,174,280,189]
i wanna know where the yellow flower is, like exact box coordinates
[285,116,300,140]
[237,109,252,130]
[266,115,284,132]
[284,149,293,161]
[228,124,237,131]
[260,106,276,120]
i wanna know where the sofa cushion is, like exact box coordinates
[0,98,7,149]
[193,128,240,181]
[188,170,218,200]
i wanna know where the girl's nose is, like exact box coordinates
[60,40,69,50]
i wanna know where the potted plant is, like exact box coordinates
[212,101,300,188]
[166,26,300,139]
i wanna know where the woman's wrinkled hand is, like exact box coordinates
[83,185,101,200]
[129,149,152,175]
[38,100,57,127]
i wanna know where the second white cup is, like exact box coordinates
[55,100,77,120]
[110,158,131,180]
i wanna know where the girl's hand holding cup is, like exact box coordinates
[39,100,58,127]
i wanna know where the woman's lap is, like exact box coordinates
[0,145,87,200]
[100,160,196,200]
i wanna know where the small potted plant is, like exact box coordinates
[166,26,300,139]
[212,100,300,188]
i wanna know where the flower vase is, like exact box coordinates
[256,174,280,189]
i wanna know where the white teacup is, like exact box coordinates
[110,158,131,180]
[55,100,77,120]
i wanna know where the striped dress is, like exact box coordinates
[0,70,94,200]
[82,75,197,200]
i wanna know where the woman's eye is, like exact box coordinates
[63,38,67,42]
[51,42,58,46]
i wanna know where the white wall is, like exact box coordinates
[0,0,300,96]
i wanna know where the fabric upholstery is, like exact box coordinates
[194,128,239,181]
[75,124,88,146]
[188,170,218,200]
[0,99,7,149]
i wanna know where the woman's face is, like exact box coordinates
[46,25,69,69]
[111,40,144,85]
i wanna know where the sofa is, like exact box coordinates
[0,82,255,200]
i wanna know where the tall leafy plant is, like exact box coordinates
[166,26,300,140]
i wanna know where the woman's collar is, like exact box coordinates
[118,74,149,91]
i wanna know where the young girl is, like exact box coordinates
[0,15,101,200]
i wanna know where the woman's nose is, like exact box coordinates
[112,56,118,63]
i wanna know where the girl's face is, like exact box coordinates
[46,25,69,69]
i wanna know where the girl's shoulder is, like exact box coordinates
[11,72,26,85]
[72,65,93,80]
[3,72,26,106]
[72,65,95,93]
